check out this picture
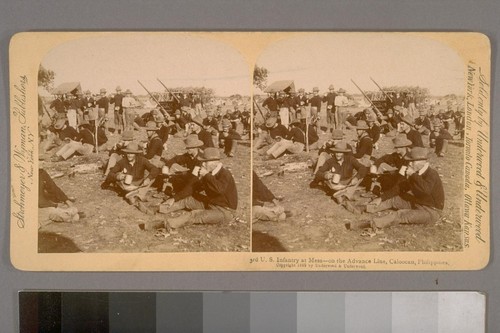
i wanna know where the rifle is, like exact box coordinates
[157,78,180,103]
[253,99,267,121]
[370,77,393,103]
[39,95,54,122]
[351,79,384,118]
[137,80,169,117]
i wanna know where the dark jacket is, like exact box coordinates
[314,155,368,182]
[195,167,238,210]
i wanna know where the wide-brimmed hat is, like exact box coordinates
[191,116,204,127]
[312,87,319,92]
[197,147,221,161]
[221,119,232,129]
[116,86,122,92]
[84,90,91,94]
[330,141,351,153]
[125,89,132,95]
[184,135,204,149]
[356,120,369,130]
[78,119,90,127]
[400,115,414,126]
[121,141,143,154]
[289,118,302,126]
[328,84,335,90]
[338,88,346,93]
[387,109,394,115]
[54,118,66,130]
[394,105,402,111]
[265,117,277,128]
[405,147,429,161]
[331,129,344,140]
[100,88,107,93]
[392,135,413,148]
[174,109,181,116]
[298,88,305,93]
[181,106,190,112]
[145,121,160,131]
[155,115,165,123]
[432,119,443,129]
[366,114,377,123]
[121,130,134,141]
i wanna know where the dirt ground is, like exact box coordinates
[252,106,464,252]
[38,110,251,253]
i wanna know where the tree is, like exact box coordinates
[38,65,55,91]
[253,65,269,91]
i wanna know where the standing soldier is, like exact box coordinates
[262,92,279,118]
[429,119,453,157]
[82,90,95,124]
[294,88,308,120]
[49,94,67,119]
[96,88,110,135]
[67,92,81,129]
[323,84,337,132]
[122,89,137,131]
[110,86,124,135]
[277,91,290,128]
[334,88,349,130]
[308,87,323,132]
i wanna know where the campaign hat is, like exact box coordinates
[54,118,67,130]
[331,129,344,140]
[174,109,181,116]
[330,141,351,153]
[116,86,122,92]
[121,130,134,141]
[184,135,204,149]
[366,114,377,123]
[191,116,204,127]
[400,115,414,126]
[328,84,335,90]
[265,117,277,128]
[145,121,160,131]
[312,87,319,92]
[405,147,429,161]
[356,120,369,130]
[298,88,305,93]
[121,141,143,154]
[168,163,189,174]
[197,147,221,161]
[100,88,107,93]
[125,89,132,95]
[338,88,346,93]
[392,135,413,148]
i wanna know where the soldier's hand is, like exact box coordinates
[370,197,382,206]
[117,172,125,181]
[163,198,175,208]
[324,171,333,181]
[142,178,151,186]
[199,166,209,177]
[406,166,416,176]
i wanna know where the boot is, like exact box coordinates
[371,212,398,229]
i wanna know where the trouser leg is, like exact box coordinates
[252,205,285,223]
[39,169,69,204]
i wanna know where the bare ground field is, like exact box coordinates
[252,108,464,253]
[38,111,251,253]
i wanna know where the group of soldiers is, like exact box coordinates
[253,84,464,232]
[39,86,249,231]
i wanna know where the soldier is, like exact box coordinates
[51,120,95,161]
[103,141,160,210]
[262,92,279,118]
[353,120,373,165]
[110,86,124,135]
[219,119,241,157]
[155,148,238,230]
[323,84,337,132]
[49,94,67,118]
[334,88,349,130]
[366,114,381,148]
[308,87,322,126]
[253,171,288,223]
[82,90,95,123]
[122,89,137,131]
[312,129,351,175]
[294,88,308,120]
[312,141,368,195]
[266,118,311,159]
[277,91,291,128]
[190,116,215,148]
[414,107,432,136]
[398,115,424,148]
[102,129,135,177]
[142,121,164,168]
[96,88,110,134]
[359,147,444,230]
[429,119,453,157]
[453,107,465,139]
[66,93,81,129]
[253,116,289,153]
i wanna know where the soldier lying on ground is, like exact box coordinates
[252,171,289,223]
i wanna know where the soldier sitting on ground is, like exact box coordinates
[253,116,289,154]
[429,119,453,157]
[150,148,238,230]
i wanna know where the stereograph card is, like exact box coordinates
[9,32,490,271]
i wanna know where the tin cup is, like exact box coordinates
[399,165,407,176]
[332,173,341,184]
[124,174,133,185]
[192,166,201,176]
[162,166,169,175]
[370,165,378,174]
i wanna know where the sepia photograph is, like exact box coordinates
[10,32,489,270]
[35,34,251,253]
[252,34,468,252]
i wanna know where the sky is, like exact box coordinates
[256,34,464,96]
[41,34,251,97]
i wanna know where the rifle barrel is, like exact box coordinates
[370,77,393,102]
[138,80,169,116]
[157,78,180,103]
[351,79,383,115]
